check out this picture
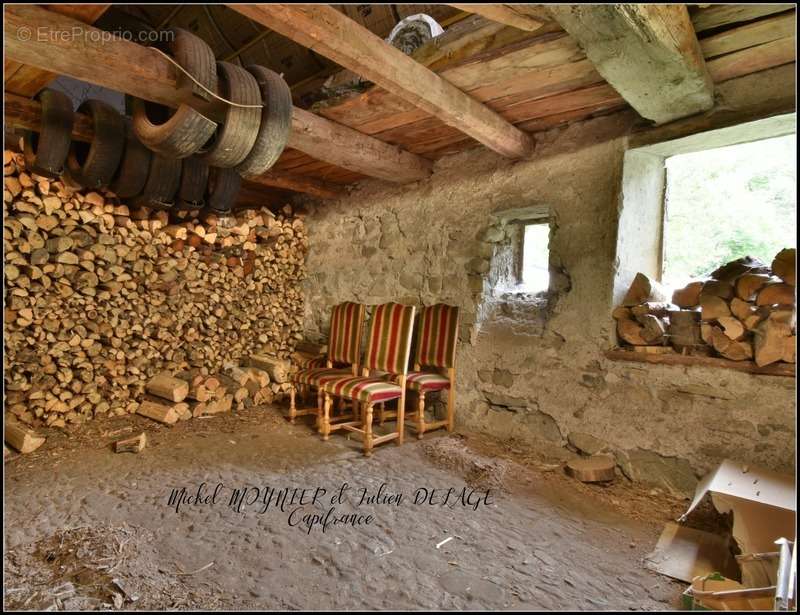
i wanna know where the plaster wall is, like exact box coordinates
[300,114,796,495]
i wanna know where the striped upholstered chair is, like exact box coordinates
[287,302,365,427]
[320,303,416,456]
[405,304,460,438]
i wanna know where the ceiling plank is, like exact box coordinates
[4,92,347,200]
[699,11,795,59]
[228,4,534,159]
[5,5,110,97]
[549,4,714,124]
[447,4,550,32]
[692,4,794,33]
[706,36,795,83]
[3,4,431,185]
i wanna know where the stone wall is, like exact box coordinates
[300,114,796,495]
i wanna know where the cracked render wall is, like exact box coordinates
[299,114,795,496]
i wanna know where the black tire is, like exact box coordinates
[200,62,261,168]
[109,121,152,198]
[133,154,182,208]
[177,156,209,207]
[206,167,241,214]
[64,99,125,189]
[236,66,292,178]
[132,28,217,158]
[22,89,74,179]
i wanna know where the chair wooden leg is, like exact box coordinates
[378,402,385,425]
[417,391,426,439]
[289,384,297,424]
[397,388,406,446]
[447,385,455,432]
[315,390,323,431]
[364,403,374,457]
[321,392,332,441]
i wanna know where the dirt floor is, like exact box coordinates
[3,403,693,611]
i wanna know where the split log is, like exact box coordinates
[700,294,731,321]
[612,306,632,320]
[204,394,233,414]
[717,316,747,341]
[783,336,796,363]
[622,272,668,306]
[756,283,795,306]
[668,310,703,349]
[631,302,676,320]
[4,420,46,453]
[710,255,769,283]
[672,281,704,308]
[137,399,184,425]
[701,280,734,300]
[710,326,753,361]
[617,319,649,346]
[730,297,756,321]
[753,317,794,367]
[565,455,615,482]
[146,372,190,402]
[639,314,666,344]
[248,354,292,383]
[772,248,796,286]
[115,432,146,453]
[734,273,772,300]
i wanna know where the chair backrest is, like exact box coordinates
[327,302,366,366]
[414,304,460,369]
[363,303,416,376]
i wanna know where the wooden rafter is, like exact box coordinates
[549,4,715,124]
[447,4,550,32]
[3,92,345,200]
[3,4,431,185]
[228,4,535,159]
[5,4,110,97]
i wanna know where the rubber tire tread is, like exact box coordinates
[64,99,125,189]
[177,155,209,206]
[23,89,74,179]
[135,154,182,208]
[131,28,217,158]
[206,166,241,214]
[109,121,152,198]
[200,61,261,168]
[236,65,292,178]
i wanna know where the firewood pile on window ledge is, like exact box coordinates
[611,249,796,374]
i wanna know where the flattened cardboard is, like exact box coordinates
[680,459,795,554]
[645,522,739,582]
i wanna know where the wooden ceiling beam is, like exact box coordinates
[5,4,110,97]
[3,4,431,185]
[447,4,550,32]
[228,4,535,159]
[4,92,346,200]
[549,4,714,124]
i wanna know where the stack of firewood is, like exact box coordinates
[613,250,796,367]
[3,149,306,429]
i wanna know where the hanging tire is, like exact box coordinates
[109,122,152,198]
[200,61,261,168]
[64,99,125,189]
[132,28,217,158]
[206,167,241,214]
[236,65,292,178]
[177,156,209,207]
[22,89,74,179]
[133,154,182,208]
